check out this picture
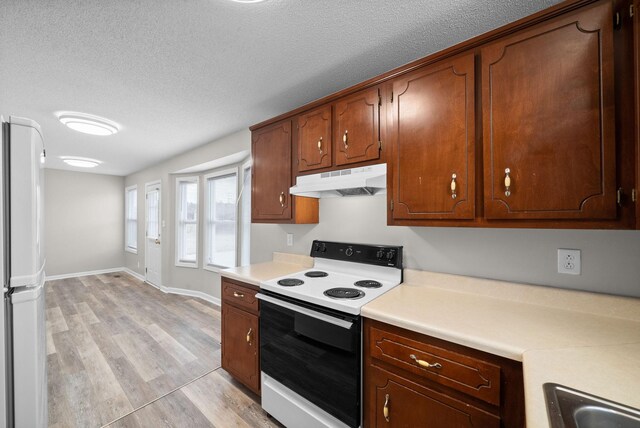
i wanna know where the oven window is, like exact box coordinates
[260,299,361,428]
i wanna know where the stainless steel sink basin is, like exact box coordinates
[544,383,640,428]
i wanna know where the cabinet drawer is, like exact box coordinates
[222,280,258,314]
[369,325,501,405]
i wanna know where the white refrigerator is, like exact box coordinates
[0,116,47,428]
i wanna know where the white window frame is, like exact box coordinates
[203,167,239,272]
[175,176,199,268]
[240,159,252,266]
[125,185,138,254]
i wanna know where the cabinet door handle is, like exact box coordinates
[450,173,457,199]
[233,291,244,298]
[317,137,323,154]
[504,168,512,197]
[279,192,286,207]
[410,354,442,369]
[343,130,348,150]
[246,327,252,344]
[383,394,390,422]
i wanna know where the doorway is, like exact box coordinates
[145,181,162,287]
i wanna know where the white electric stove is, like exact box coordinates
[257,240,403,428]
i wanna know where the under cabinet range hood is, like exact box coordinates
[290,163,386,198]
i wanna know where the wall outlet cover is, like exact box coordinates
[558,249,581,275]
[286,233,293,246]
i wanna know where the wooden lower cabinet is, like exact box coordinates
[221,278,260,395]
[367,366,499,427]
[363,319,525,428]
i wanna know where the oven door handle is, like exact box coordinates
[256,293,354,330]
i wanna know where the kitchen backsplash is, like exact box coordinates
[251,195,640,298]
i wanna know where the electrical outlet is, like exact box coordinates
[558,249,581,275]
[286,233,294,247]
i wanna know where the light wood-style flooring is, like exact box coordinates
[46,272,280,427]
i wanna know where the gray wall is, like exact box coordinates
[124,129,251,300]
[252,196,640,298]
[45,169,124,276]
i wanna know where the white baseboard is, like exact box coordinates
[48,267,221,307]
[46,267,123,281]
[161,286,221,307]
[122,268,145,282]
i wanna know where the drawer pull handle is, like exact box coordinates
[233,291,244,298]
[410,354,442,369]
[318,137,323,154]
[383,393,390,422]
[450,173,457,199]
[504,168,512,197]
[279,192,286,207]
[246,327,252,344]
[343,130,348,150]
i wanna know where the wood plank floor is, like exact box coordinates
[46,272,279,427]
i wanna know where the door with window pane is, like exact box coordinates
[145,183,161,286]
[205,171,238,268]
[125,186,137,252]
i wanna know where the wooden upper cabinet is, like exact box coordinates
[334,87,381,166]
[390,53,475,221]
[297,105,332,172]
[252,121,293,221]
[482,0,616,220]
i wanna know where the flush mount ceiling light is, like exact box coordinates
[60,156,102,168]
[57,112,119,136]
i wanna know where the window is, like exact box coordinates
[147,187,160,240]
[204,169,238,269]
[240,161,251,266]
[176,177,199,267]
[125,185,137,253]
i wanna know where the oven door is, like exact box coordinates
[257,292,361,428]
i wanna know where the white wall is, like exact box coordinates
[252,196,640,298]
[124,129,251,301]
[45,169,124,276]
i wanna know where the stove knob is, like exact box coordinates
[376,249,385,259]
[386,249,396,261]
[313,242,321,252]
[320,243,327,252]
[345,247,354,257]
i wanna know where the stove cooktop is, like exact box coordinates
[260,241,403,315]
[260,261,402,315]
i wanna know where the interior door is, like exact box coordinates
[145,183,162,286]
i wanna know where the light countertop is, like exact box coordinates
[220,257,640,427]
[362,269,640,428]
[220,252,313,286]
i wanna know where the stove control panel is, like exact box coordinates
[310,240,403,269]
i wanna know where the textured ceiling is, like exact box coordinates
[0,0,561,176]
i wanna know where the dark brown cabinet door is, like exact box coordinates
[334,87,381,166]
[252,121,292,221]
[221,304,259,394]
[298,105,332,172]
[482,1,616,220]
[366,367,499,428]
[390,53,475,221]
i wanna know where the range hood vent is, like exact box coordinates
[290,164,386,198]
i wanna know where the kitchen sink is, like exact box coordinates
[544,383,640,428]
